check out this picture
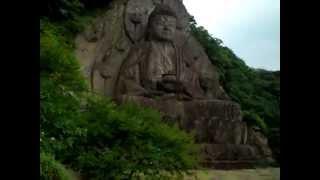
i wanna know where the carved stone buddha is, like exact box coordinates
[114,5,245,144]
[115,5,221,101]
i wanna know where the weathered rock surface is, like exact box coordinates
[75,0,273,167]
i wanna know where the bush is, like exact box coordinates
[40,152,72,180]
[243,111,268,134]
[40,18,88,161]
[41,0,112,21]
[42,0,84,21]
[73,96,198,179]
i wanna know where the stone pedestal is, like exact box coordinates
[117,95,273,165]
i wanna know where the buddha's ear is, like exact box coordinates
[176,20,182,31]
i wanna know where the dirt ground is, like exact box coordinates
[184,168,280,180]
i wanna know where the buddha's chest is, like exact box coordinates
[146,43,176,77]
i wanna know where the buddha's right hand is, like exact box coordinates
[144,90,165,97]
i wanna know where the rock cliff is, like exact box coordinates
[75,0,273,167]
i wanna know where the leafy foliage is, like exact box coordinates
[40,18,88,161]
[40,152,72,180]
[41,0,113,21]
[74,96,198,179]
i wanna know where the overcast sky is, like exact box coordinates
[183,0,280,71]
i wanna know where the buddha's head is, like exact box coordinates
[148,5,177,42]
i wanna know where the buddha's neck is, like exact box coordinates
[151,40,174,50]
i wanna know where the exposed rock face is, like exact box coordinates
[75,0,273,167]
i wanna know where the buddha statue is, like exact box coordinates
[115,5,222,101]
[114,5,243,143]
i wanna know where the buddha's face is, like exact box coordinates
[150,15,177,41]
